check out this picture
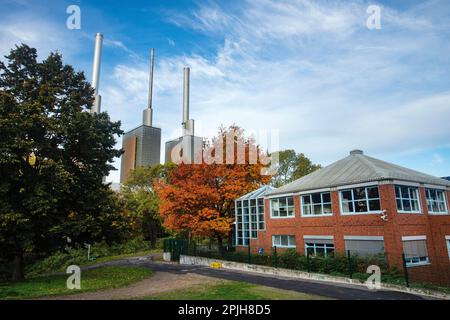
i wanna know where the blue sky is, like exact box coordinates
[1,0,450,183]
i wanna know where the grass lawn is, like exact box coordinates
[79,249,162,267]
[151,280,330,300]
[0,266,152,300]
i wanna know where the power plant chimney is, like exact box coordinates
[182,67,194,136]
[143,48,155,126]
[91,33,103,113]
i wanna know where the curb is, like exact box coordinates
[180,255,450,300]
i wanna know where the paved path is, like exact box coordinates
[52,256,429,300]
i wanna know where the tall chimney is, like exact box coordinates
[182,67,194,136]
[143,48,154,126]
[183,67,190,125]
[91,33,103,113]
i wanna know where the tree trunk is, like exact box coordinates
[12,253,24,282]
[217,235,223,248]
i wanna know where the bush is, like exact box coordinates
[24,237,151,277]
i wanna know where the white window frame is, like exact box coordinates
[339,186,382,215]
[446,236,450,260]
[270,196,295,219]
[303,236,335,257]
[401,236,429,267]
[425,188,448,215]
[272,235,296,248]
[395,185,422,214]
[300,192,333,217]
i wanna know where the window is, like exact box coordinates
[446,236,450,260]
[395,185,421,213]
[270,196,295,218]
[425,189,448,214]
[344,237,385,256]
[402,237,429,266]
[257,198,265,230]
[301,192,332,216]
[250,200,257,238]
[272,235,296,248]
[236,197,266,246]
[304,238,334,257]
[340,186,381,214]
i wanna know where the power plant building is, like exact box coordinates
[165,67,203,164]
[120,49,161,183]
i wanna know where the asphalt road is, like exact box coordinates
[96,257,429,300]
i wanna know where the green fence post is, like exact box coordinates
[272,246,278,268]
[402,253,410,288]
[306,250,311,273]
[347,250,353,279]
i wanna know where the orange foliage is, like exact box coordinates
[155,126,270,239]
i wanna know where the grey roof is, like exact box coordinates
[237,185,276,200]
[269,150,450,196]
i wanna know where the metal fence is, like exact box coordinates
[181,242,450,289]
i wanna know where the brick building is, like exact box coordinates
[235,150,450,284]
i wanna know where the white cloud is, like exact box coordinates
[103,0,450,182]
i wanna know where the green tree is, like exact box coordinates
[270,150,298,187]
[121,164,174,247]
[270,150,321,187]
[0,44,125,281]
[292,153,321,181]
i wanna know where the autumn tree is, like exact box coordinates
[0,45,125,280]
[155,126,271,246]
[121,164,174,247]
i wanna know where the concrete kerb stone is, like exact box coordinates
[179,254,450,300]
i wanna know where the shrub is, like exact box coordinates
[24,237,151,277]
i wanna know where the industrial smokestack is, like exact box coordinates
[91,33,103,113]
[182,67,194,136]
[183,67,190,124]
[143,48,155,126]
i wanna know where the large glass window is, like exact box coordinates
[425,189,448,214]
[257,198,265,230]
[402,238,429,266]
[235,197,266,246]
[304,238,334,257]
[272,235,296,248]
[270,196,295,217]
[301,192,332,216]
[340,186,381,214]
[395,185,421,213]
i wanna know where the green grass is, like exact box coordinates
[0,266,153,300]
[79,249,162,267]
[150,280,330,300]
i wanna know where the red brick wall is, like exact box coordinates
[238,184,450,285]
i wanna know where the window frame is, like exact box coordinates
[425,188,448,215]
[272,235,296,248]
[339,186,382,215]
[402,236,430,267]
[300,192,333,217]
[270,196,295,219]
[395,185,422,214]
[446,236,450,260]
[304,239,335,258]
